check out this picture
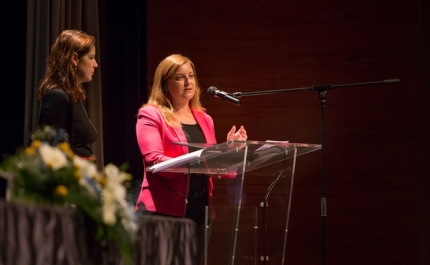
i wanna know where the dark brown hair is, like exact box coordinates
[38,30,96,102]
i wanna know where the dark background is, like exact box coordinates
[2,1,430,264]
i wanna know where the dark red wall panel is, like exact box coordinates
[147,0,430,264]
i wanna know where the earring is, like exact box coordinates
[163,88,168,96]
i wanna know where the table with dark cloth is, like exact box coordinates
[0,200,198,265]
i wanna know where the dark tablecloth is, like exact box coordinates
[0,200,198,265]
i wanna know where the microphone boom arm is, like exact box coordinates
[232,79,399,98]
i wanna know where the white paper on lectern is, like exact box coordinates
[149,149,204,173]
[255,140,289,152]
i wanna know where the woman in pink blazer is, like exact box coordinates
[135,54,247,262]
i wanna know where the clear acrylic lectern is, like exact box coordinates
[147,140,321,265]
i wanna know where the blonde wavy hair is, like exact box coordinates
[143,54,205,127]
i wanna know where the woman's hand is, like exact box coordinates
[227,125,247,141]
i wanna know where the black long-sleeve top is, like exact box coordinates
[38,88,97,157]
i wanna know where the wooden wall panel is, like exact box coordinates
[147,0,430,264]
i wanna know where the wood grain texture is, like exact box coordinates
[147,0,430,264]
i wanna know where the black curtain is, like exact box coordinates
[1,1,148,203]
[0,1,27,198]
[98,1,148,202]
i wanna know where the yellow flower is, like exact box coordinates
[58,142,70,151]
[32,140,42,148]
[74,168,81,179]
[24,146,35,155]
[99,176,107,187]
[58,142,74,158]
[55,185,68,197]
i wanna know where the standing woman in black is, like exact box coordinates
[38,30,98,160]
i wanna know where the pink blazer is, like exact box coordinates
[135,105,217,217]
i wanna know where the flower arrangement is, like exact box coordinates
[0,126,138,264]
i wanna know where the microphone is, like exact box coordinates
[207,86,241,106]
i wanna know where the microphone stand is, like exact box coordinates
[232,79,399,265]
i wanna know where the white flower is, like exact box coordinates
[73,156,101,195]
[102,190,117,225]
[104,164,128,206]
[104,164,127,184]
[100,164,137,231]
[73,156,98,177]
[38,144,67,170]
